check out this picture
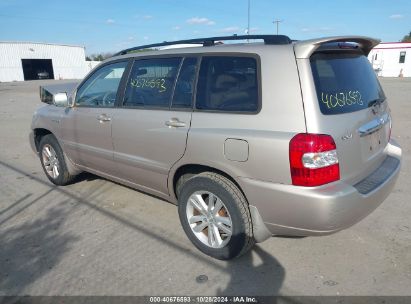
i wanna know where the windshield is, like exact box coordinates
[310,52,385,115]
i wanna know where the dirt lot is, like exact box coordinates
[0,78,410,296]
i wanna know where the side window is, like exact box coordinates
[124,57,181,108]
[76,61,127,107]
[171,57,198,109]
[196,56,259,112]
[399,51,406,63]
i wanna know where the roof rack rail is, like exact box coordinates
[114,34,292,56]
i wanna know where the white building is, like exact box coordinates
[85,60,101,71]
[0,41,91,82]
[368,42,411,77]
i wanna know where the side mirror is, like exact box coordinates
[67,90,77,107]
[53,93,68,107]
[68,96,75,107]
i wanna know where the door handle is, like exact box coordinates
[165,118,186,128]
[97,114,111,122]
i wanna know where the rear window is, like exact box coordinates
[196,56,259,112]
[311,53,385,115]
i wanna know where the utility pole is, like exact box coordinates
[273,19,283,35]
[247,0,250,35]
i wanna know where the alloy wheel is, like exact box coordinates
[42,144,60,179]
[186,191,233,248]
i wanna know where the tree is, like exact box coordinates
[85,50,155,61]
[129,48,155,53]
[94,54,105,61]
[85,53,115,61]
[401,31,411,42]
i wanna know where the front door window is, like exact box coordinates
[76,61,127,107]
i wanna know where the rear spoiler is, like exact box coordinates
[293,36,380,59]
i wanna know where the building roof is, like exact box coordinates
[373,42,411,50]
[379,41,411,44]
[0,41,85,49]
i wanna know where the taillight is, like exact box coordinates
[289,133,340,186]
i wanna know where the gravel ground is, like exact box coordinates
[0,78,410,296]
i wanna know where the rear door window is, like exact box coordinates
[310,53,385,115]
[124,57,182,108]
[196,56,259,112]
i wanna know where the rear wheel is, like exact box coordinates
[39,134,76,185]
[178,172,255,260]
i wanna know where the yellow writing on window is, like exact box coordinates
[321,91,363,109]
[130,78,167,93]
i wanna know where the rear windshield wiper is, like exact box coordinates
[368,98,386,108]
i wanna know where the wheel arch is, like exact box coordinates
[33,128,82,176]
[170,163,273,243]
[33,128,53,152]
[170,163,247,203]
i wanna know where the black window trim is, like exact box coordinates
[73,58,132,109]
[191,56,203,112]
[170,57,201,110]
[193,53,262,115]
[86,52,262,114]
[169,58,185,108]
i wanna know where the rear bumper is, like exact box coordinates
[239,140,402,236]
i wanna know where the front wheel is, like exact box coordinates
[178,172,255,260]
[39,134,76,186]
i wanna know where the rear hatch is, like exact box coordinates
[296,38,391,184]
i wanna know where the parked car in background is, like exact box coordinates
[29,35,402,260]
[37,71,50,79]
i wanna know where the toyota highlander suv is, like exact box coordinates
[29,35,402,260]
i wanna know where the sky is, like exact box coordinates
[0,0,410,55]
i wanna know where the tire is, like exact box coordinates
[178,172,255,260]
[38,134,76,186]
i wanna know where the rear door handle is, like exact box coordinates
[165,118,186,128]
[97,114,111,122]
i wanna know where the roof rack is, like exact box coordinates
[114,34,292,56]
